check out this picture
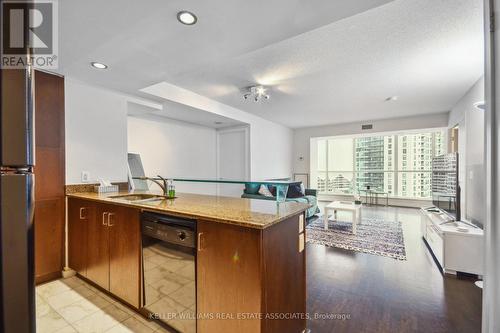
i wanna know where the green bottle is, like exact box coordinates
[168,185,175,198]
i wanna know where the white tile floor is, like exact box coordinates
[36,277,173,333]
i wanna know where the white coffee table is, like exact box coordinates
[324,201,362,235]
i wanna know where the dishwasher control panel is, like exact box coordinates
[141,212,196,248]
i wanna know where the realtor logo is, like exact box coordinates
[1,0,58,69]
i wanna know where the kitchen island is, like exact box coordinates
[67,191,309,333]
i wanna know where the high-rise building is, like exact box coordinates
[331,174,352,194]
[354,133,442,198]
[314,131,444,198]
[354,136,394,194]
[398,133,442,198]
[317,175,327,193]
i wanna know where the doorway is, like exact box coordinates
[216,126,250,197]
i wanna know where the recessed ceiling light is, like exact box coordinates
[177,11,197,25]
[385,96,398,102]
[91,62,108,69]
[473,101,485,111]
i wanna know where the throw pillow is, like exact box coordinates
[287,184,304,198]
[258,184,274,197]
[300,183,306,195]
[245,183,260,194]
[268,185,277,196]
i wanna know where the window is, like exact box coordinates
[311,130,445,199]
[354,135,395,195]
[315,138,354,194]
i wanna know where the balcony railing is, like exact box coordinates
[316,170,433,199]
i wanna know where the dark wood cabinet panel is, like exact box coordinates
[34,70,64,149]
[68,198,93,277]
[34,148,64,199]
[197,220,262,333]
[262,214,306,333]
[86,203,110,290]
[109,206,141,308]
[197,215,307,333]
[34,198,64,282]
[34,70,65,284]
[71,199,141,307]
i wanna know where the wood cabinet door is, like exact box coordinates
[68,198,93,277]
[86,203,110,290]
[262,214,306,333]
[34,198,64,281]
[197,220,262,333]
[34,70,65,283]
[109,206,141,308]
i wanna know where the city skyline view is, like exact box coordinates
[313,131,445,199]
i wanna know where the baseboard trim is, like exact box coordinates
[62,267,76,278]
[35,271,62,285]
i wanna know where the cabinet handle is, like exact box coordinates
[197,232,204,252]
[102,212,108,226]
[79,207,87,219]
[108,213,115,227]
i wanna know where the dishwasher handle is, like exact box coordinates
[141,211,195,229]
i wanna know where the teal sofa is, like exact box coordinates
[241,184,320,219]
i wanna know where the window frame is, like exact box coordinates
[310,128,448,200]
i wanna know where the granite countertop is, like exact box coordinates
[67,191,310,229]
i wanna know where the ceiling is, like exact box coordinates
[127,101,246,129]
[58,0,484,128]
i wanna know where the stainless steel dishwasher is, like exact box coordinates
[141,211,196,333]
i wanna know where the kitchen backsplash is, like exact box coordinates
[65,182,129,194]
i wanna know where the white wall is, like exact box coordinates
[292,112,449,176]
[448,77,485,126]
[448,76,485,225]
[141,82,294,180]
[250,119,293,180]
[127,115,217,194]
[65,78,129,184]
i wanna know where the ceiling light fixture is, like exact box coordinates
[243,85,270,102]
[385,96,398,102]
[177,11,197,25]
[91,62,108,69]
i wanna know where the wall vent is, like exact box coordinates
[361,124,373,130]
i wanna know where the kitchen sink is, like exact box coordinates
[109,194,165,202]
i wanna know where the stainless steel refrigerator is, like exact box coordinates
[0,68,36,333]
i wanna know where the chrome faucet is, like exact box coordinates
[136,175,168,196]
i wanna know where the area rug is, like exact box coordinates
[306,216,407,260]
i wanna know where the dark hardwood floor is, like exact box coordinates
[306,205,482,333]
